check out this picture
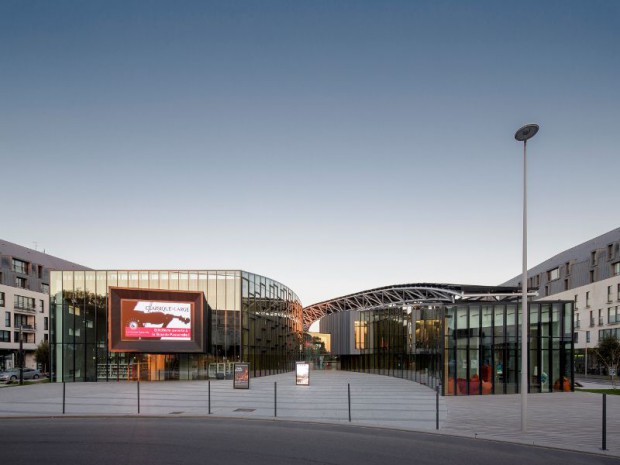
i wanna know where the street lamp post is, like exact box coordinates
[514,123,539,432]
[18,325,24,386]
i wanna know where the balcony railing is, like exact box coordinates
[14,305,36,314]
[17,324,36,333]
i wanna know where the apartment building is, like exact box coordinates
[0,240,89,370]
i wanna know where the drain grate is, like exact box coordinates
[234,408,255,412]
[169,411,184,415]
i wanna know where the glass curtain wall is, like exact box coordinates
[339,304,443,390]
[241,272,304,378]
[444,302,574,395]
[51,270,302,382]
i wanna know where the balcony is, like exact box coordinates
[18,324,36,333]
[14,305,36,314]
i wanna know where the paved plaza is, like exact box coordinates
[0,370,618,458]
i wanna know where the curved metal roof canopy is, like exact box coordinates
[303,283,531,330]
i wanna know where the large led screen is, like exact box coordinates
[109,287,207,353]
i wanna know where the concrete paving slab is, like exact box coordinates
[0,370,617,457]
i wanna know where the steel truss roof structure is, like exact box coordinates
[303,283,534,330]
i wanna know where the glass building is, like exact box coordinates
[51,270,303,382]
[308,284,574,395]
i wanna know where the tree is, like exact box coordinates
[593,335,620,388]
[34,340,50,375]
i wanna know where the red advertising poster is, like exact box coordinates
[121,299,192,341]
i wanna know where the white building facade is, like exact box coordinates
[0,240,89,371]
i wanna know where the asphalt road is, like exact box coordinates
[0,417,616,465]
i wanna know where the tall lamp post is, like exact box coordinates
[514,123,539,432]
[18,325,24,386]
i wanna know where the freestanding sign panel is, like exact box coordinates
[233,363,250,389]
[296,361,310,386]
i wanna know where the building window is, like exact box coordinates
[590,310,594,327]
[44,317,49,331]
[618,284,620,301]
[40,299,44,313]
[0,292,4,307]
[547,268,560,281]
[37,265,43,279]
[586,291,591,307]
[564,279,569,291]
[586,331,591,343]
[612,262,620,276]
[12,258,28,274]
[589,270,595,283]
[591,251,597,266]
[565,261,571,275]
[544,285,549,296]
[14,295,36,311]
[14,314,30,328]
[599,309,604,326]
[608,308,616,325]
[15,277,27,288]
[574,294,578,309]
[354,321,368,350]
[44,333,48,342]
[41,283,49,294]
[0,331,9,342]
[4,311,10,327]
[573,332,579,343]
[609,286,613,303]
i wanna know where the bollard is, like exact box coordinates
[137,377,140,414]
[348,383,351,422]
[274,382,277,417]
[436,385,439,430]
[62,382,66,415]
[208,380,211,414]
[602,393,607,451]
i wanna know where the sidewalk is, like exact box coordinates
[0,370,617,457]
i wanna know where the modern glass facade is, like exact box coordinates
[445,301,574,395]
[318,299,574,395]
[320,305,443,390]
[50,270,302,382]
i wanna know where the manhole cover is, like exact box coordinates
[234,408,255,412]
[169,411,184,415]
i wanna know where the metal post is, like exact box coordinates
[602,394,607,450]
[137,376,140,414]
[274,382,277,417]
[436,385,439,430]
[19,326,24,386]
[348,383,351,422]
[515,123,538,433]
[62,381,66,414]
[208,380,211,414]
[521,138,528,432]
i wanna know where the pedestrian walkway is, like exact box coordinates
[0,370,618,457]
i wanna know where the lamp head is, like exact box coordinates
[514,124,539,142]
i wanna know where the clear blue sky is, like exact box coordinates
[1,0,618,306]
